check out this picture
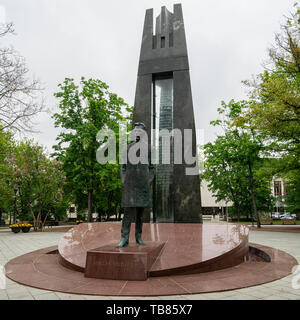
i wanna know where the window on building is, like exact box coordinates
[274,181,282,196]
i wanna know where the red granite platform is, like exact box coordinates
[84,242,165,280]
[4,242,297,296]
[58,223,249,278]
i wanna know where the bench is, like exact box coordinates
[282,219,296,225]
[41,221,58,228]
[260,218,273,225]
[202,215,213,220]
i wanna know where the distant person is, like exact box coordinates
[212,209,217,219]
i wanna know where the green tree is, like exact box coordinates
[234,5,300,218]
[0,126,14,223]
[204,100,273,227]
[52,77,131,222]
[240,6,300,151]
[11,140,66,230]
[284,171,300,218]
[203,132,250,221]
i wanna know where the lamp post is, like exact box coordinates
[6,180,12,225]
[13,186,18,224]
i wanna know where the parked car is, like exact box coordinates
[270,212,281,219]
[280,213,296,220]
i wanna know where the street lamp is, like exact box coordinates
[13,186,18,224]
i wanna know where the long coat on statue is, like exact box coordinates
[121,141,155,208]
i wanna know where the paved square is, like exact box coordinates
[0,227,299,300]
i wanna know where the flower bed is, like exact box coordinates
[9,223,33,233]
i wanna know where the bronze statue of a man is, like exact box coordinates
[117,122,155,248]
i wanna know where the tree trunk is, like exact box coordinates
[248,161,261,228]
[97,207,102,222]
[41,210,50,230]
[269,197,273,219]
[107,192,113,221]
[36,205,42,230]
[0,208,2,225]
[87,189,93,222]
[236,203,241,222]
[19,189,25,222]
[29,204,37,231]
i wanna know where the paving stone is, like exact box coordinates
[134,296,161,300]
[7,289,33,300]
[33,292,60,300]
[54,292,89,300]
[228,293,260,300]
[245,290,272,299]
[0,292,8,300]
[159,295,189,300]
[188,292,231,300]
[110,296,139,300]
[185,294,210,300]
[275,291,300,300]
[82,295,112,300]
[17,295,35,300]
[264,294,289,300]
[25,286,53,296]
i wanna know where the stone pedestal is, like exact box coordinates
[84,242,165,281]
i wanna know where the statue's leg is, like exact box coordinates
[135,207,145,245]
[116,207,132,248]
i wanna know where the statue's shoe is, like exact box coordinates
[136,238,146,245]
[116,238,129,248]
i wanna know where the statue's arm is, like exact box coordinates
[120,144,128,184]
[149,163,155,185]
[120,164,126,184]
[148,146,155,184]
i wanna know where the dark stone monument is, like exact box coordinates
[133,4,202,223]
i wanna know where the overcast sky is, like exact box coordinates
[0,0,296,153]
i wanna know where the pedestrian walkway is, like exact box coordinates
[0,227,299,300]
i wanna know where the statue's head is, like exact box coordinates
[133,122,146,130]
[132,122,146,142]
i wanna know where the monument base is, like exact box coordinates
[58,223,250,278]
[84,242,165,281]
[5,242,297,296]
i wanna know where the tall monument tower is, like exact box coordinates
[133,4,202,223]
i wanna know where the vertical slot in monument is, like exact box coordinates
[152,74,174,222]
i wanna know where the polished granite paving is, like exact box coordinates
[58,223,249,276]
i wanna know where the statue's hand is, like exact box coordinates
[148,169,155,184]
